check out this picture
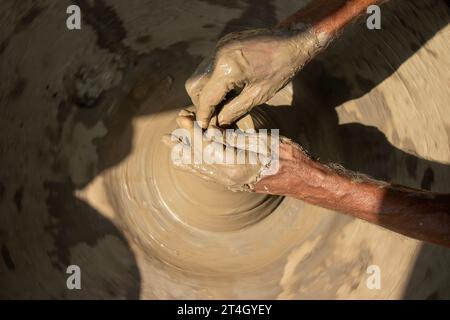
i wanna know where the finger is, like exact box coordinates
[172,115,195,146]
[222,130,262,154]
[197,78,232,129]
[185,56,214,106]
[161,134,178,148]
[217,86,261,126]
[204,125,226,144]
[208,114,218,128]
[175,114,205,158]
[162,133,190,169]
[176,114,195,131]
[178,109,195,117]
[162,133,194,170]
[185,75,207,107]
[178,108,220,132]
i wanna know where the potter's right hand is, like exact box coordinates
[185,28,315,128]
[162,109,277,191]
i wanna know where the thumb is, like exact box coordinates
[197,79,231,129]
[217,86,261,126]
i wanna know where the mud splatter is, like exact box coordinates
[0,5,46,55]
[14,5,45,33]
[74,0,127,54]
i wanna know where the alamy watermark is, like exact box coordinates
[366,5,381,30]
[66,5,81,30]
[66,265,81,290]
[66,4,381,31]
[366,264,381,290]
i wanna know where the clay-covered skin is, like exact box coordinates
[162,109,274,191]
[185,27,323,128]
[186,0,384,129]
[255,140,450,247]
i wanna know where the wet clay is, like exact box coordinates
[1,0,450,299]
[112,105,283,233]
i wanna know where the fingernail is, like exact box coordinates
[218,114,228,126]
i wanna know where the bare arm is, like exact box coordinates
[254,140,450,247]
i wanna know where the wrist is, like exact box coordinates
[254,139,384,213]
[276,26,327,74]
[254,138,324,196]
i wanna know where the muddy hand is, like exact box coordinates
[162,110,275,191]
[185,28,320,128]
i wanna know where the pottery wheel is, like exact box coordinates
[1,0,449,299]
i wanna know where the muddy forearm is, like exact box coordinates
[254,141,450,247]
[278,0,383,36]
[270,0,384,79]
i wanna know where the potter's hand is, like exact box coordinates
[186,28,317,128]
[162,110,276,191]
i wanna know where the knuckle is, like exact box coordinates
[185,81,195,97]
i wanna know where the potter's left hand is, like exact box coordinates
[185,28,316,128]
